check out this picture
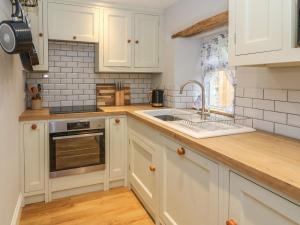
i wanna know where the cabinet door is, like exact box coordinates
[160,138,219,225]
[27,0,48,71]
[48,3,99,42]
[23,122,45,193]
[229,172,300,225]
[103,8,133,67]
[109,117,126,180]
[235,0,283,55]
[134,14,159,68]
[129,129,157,212]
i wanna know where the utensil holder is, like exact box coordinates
[31,99,42,110]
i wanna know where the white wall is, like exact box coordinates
[0,1,26,225]
[155,0,228,89]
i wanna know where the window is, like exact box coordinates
[200,31,236,114]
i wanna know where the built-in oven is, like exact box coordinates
[49,118,105,178]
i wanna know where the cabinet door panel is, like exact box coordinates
[129,130,156,211]
[134,14,159,68]
[24,122,45,193]
[229,172,300,225]
[48,3,99,42]
[103,9,132,67]
[160,138,219,225]
[27,0,48,71]
[109,117,126,180]
[235,0,283,55]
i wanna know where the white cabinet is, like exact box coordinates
[109,117,126,181]
[48,2,99,43]
[134,14,160,68]
[229,0,298,66]
[103,9,133,67]
[160,138,219,225]
[128,129,158,215]
[228,172,300,225]
[27,0,48,71]
[22,122,46,193]
[96,8,162,73]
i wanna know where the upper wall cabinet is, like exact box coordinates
[103,8,133,67]
[229,0,299,66]
[96,8,162,73]
[27,0,48,71]
[48,2,99,43]
[134,14,160,68]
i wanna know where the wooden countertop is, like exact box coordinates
[19,105,300,203]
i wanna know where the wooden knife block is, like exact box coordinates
[115,90,125,106]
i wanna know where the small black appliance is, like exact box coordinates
[149,89,164,107]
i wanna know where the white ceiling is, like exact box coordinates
[100,0,178,9]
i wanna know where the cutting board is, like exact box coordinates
[96,83,131,107]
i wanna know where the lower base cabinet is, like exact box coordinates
[159,137,219,225]
[229,172,300,225]
[128,129,158,216]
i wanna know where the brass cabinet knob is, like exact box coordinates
[226,219,238,225]
[39,33,43,37]
[177,147,185,156]
[115,118,120,124]
[149,165,156,172]
[127,39,131,43]
[135,40,139,44]
[73,36,77,40]
[31,124,37,130]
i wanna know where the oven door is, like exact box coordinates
[50,129,105,178]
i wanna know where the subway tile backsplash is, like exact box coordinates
[26,41,154,107]
[235,87,300,139]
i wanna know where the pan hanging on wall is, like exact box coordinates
[0,0,39,71]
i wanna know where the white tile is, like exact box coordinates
[244,88,263,99]
[235,97,252,108]
[264,111,287,124]
[253,119,274,133]
[234,106,243,116]
[275,124,300,139]
[288,90,300,103]
[288,114,300,128]
[253,99,274,111]
[275,101,300,115]
[244,108,263,119]
[264,89,287,101]
[235,87,244,97]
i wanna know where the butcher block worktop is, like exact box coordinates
[19,105,300,203]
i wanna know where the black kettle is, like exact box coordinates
[149,89,164,107]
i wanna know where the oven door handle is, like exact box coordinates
[53,133,104,140]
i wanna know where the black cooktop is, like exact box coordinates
[49,105,102,114]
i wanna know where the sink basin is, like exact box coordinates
[135,109,255,139]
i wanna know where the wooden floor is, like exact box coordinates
[20,188,155,225]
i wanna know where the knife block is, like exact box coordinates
[115,90,125,106]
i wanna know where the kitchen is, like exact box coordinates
[0,0,300,225]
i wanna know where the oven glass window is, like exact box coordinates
[55,136,100,170]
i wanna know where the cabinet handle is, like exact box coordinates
[127,39,131,43]
[177,147,185,156]
[31,124,38,130]
[226,219,238,225]
[135,40,139,44]
[39,33,43,37]
[115,118,120,124]
[149,165,156,172]
[73,36,77,40]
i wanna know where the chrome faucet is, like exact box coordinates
[179,80,207,119]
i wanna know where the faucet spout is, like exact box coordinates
[179,80,207,119]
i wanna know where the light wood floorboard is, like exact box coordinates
[20,188,155,225]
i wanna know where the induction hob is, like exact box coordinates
[49,105,102,114]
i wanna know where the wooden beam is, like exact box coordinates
[172,11,229,39]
